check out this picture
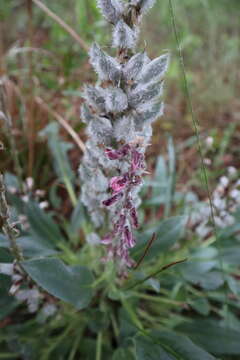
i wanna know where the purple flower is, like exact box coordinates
[130,207,139,228]
[105,148,121,160]
[101,144,145,271]
[123,226,136,248]
[114,214,126,232]
[109,174,129,193]
[102,192,123,207]
[101,233,113,244]
[105,144,131,160]
[131,149,144,171]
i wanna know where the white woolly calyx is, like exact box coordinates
[138,53,170,85]
[112,19,138,50]
[80,0,170,235]
[123,51,150,81]
[89,43,122,84]
[105,87,128,113]
[130,0,156,15]
[97,0,125,24]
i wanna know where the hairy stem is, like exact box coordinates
[0,173,23,262]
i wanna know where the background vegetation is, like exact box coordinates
[0,0,240,359]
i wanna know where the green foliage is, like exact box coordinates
[22,258,94,309]
[133,216,187,261]
[135,331,216,360]
[177,319,240,355]
[1,0,240,358]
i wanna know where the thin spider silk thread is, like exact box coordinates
[168,0,228,319]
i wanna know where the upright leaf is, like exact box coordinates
[26,201,63,245]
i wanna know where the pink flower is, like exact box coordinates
[131,149,144,171]
[102,192,123,207]
[109,174,129,193]
[105,144,131,160]
[114,214,126,232]
[130,207,139,228]
[105,148,120,160]
[123,226,136,248]
[101,233,113,244]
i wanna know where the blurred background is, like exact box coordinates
[0,2,240,358]
[0,0,239,184]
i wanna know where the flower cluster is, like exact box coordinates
[100,142,144,272]
[79,0,169,272]
[188,167,240,238]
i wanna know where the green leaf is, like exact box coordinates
[18,236,58,258]
[164,136,176,217]
[198,271,224,290]
[26,201,63,245]
[21,258,94,309]
[0,275,18,320]
[177,319,240,355]
[180,247,218,283]
[0,247,14,263]
[190,298,210,316]
[136,336,174,360]
[40,123,77,205]
[133,216,187,261]
[219,246,240,265]
[0,234,58,259]
[135,331,216,360]
[226,275,240,296]
[40,122,74,182]
[218,222,240,240]
[146,156,168,206]
[113,348,135,360]
[70,198,85,234]
[0,292,18,321]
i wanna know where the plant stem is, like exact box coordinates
[0,82,24,191]
[96,332,103,360]
[26,0,35,178]
[0,22,5,76]
[64,176,77,207]
[0,173,23,262]
[131,292,184,306]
